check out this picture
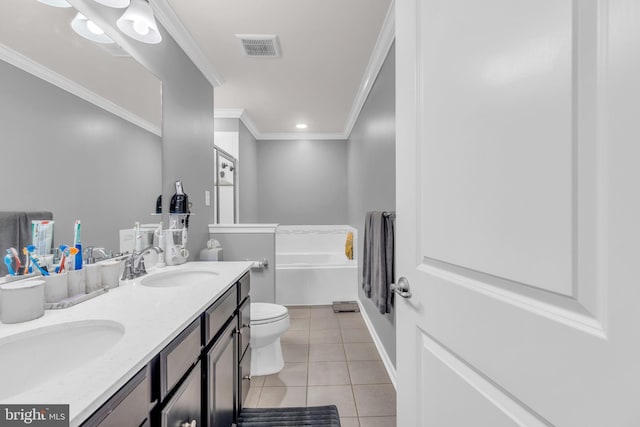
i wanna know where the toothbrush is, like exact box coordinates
[9,247,21,273]
[29,254,49,276]
[27,245,49,276]
[22,247,31,275]
[4,254,15,275]
[58,246,80,273]
[57,245,70,273]
[73,220,82,270]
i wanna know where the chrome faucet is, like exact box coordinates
[85,247,110,264]
[121,246,163,280]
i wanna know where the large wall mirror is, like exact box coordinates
[0,0,162,258]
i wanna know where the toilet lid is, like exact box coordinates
[251,303,289,324]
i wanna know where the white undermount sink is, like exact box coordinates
[140,270,219,288]
[0,320,125,400]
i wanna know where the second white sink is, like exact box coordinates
[140,270,219,288]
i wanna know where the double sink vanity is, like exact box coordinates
[0,261,253,427]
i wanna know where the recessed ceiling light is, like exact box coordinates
[296,124,308,129]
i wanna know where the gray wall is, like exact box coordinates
[0,60,161,252]
[214,118,239,133]
[347,44,396,366]
[209,232,275,303]
[238,121,258,223]
[256,139,348,225]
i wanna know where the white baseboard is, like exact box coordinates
[357,299,397,390]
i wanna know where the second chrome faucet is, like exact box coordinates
[121,246,163,281]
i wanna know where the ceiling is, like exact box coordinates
[161,0,394,139]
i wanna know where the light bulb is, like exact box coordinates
[296,124,308,129]
[133,20,150,36]
[86,20,104,35]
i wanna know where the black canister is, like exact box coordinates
[170,180,189,214]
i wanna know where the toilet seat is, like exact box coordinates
[251,303,289,325]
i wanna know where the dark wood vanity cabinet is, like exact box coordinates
[81,271,251,427]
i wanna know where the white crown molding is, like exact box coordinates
[214,108,347,140]
[343,0,395,139]
[257,132,348,141]
[150,0,224,88]
[214,108,260,139]
[214,108,244,119]
[0,44,161,136]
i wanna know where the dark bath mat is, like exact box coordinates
[236,405,341,426]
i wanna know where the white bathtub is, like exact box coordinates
[276,226,358,305]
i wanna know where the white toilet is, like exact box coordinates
[250,302,290,376]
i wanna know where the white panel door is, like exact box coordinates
[396,0,640,426]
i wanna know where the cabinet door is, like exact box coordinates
[238,347,251,412]
[160,362,201,427]
[206,319,237,427]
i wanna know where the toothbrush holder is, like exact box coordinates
[100,260,122,289]
[43,272,68,303]
[67,268,86,297]
[85,263,102,293]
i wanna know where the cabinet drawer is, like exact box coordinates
[81,367,150,427]
[160,362,202,427]
[159,318,201,399]
[238,272,250,303]
[239,347,251,410]
[238,296,251,357]
[205,285,237,345]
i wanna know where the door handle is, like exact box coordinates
[391,277,412,299]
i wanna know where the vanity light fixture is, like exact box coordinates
[296,123,308,129]
[71,13,115,44]
[36,0,72,7]
[116,0,162,44]
[93,0,130,8]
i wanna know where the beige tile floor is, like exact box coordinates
[245,305,396,427]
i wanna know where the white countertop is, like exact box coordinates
[0,261,252,426]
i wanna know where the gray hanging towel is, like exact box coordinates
[362,211,395,314]
[0,211,53,276]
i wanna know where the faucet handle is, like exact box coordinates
[121,256,135,281]
[84,246,96,264]
[138,257,147,275]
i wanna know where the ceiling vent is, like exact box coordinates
[236,34,281,58]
